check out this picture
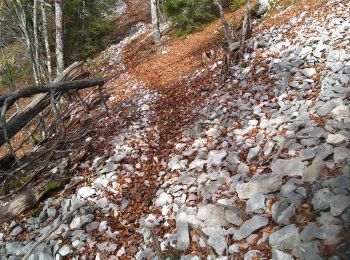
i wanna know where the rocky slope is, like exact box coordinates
[1,0,350,259]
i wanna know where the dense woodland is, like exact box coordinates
[0,0,349,259]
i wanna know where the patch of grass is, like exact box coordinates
[231,0,245,11]
[9,179,22,189]
[20,175,31,183]
[45,182,61,192]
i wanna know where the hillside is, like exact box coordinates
[0,0,350,259]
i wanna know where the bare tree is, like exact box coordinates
[150,0,161,43]
[33,0,43,84]
[214,0,235,46]
[55,0,64,74]
[238,0,253,59]
[40,0,52,81]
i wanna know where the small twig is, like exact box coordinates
[149,228,165,260]
[226,235,229,260]
[98,85,109,114]
[189,224,216,256]
[22,202,86,260]
[50,91,66,139]
[272,135,313,163]
[57,129,95,144]
[58,178,85,197]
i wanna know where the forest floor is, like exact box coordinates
[1,0,350,259]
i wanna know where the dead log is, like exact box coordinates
[0,78,104,109]
[0,187,42,223]
[0,62,104,148]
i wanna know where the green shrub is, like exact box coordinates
[164,0,220,36]
[231,0,245,11]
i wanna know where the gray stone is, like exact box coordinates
[330,195,350,216]
[277,204,295,226]
[5,242,24,255]
[302,160,326,182]
[234,216,268,240]
[207,150,227,167]
[300,149,316,161]
[299,46,313,59]
[28,245,54,260]
[180,256,200,260]
[271,158,304,177]
[208,232,227,255]
[271,248,294,260]
[77,187,96,199]
[236,173,282,199]
[312,188,334,211]
[326,134,346,146]
[96,197,109,208]
[70,215,92,230]
[237,163,249,177]
[269,224,301,250]
[99,161,118,173]
[280,179,301,195]
[300,223,319,242]
[247,146,261,161]
[334,176,350,190]
[246,193,266,214]
[110,151,127,162]
[155,192,172,207]
[264,140,275,156]
[179,174,196,185]
[343,66,350,74]
[196,204,227,227]
[316,212,342,226]
[318,225,343,245]
[315,144,334,160]
[331,105,349,120]
[176,210,190,250]
[297,243,323,260]
[272,199,295,225]
[317,101,338,116]
[205,127,221,137]
[341,209,350,226]
[334,147,350,163]
[224,207,245,226]
[226,150,240,165]
[58,245,72,256]
[47,208,56,219]
[10,226,23,237]
[244,250,262,260]
[302,68,316,77]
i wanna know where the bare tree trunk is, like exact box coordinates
[156,0,167,23]
[238,0,253,60]
[40,0,52,82]
[33,0,40,77]
[150,0,161,43]
[214,0,235,46]
[14,1,41,85]
[55,0,64,74]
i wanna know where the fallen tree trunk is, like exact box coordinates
[0,78,104,109]
[0,62,95,148]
